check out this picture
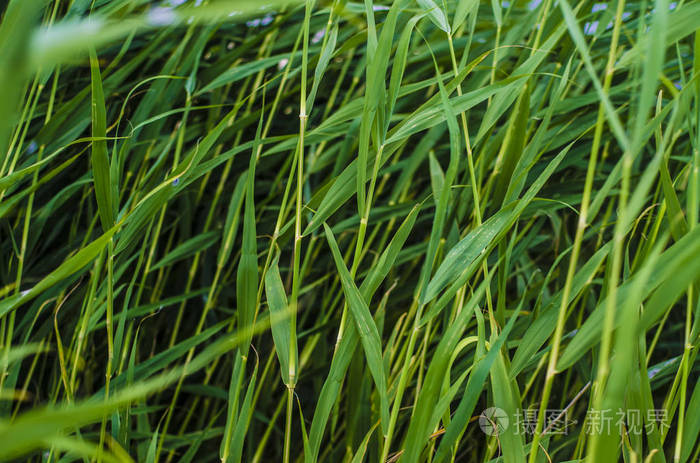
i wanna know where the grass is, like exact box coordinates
[0,0,699,461]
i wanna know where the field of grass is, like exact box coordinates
[1,0,699,461]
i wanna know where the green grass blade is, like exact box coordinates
[323,223,389,435]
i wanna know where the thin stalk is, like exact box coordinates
[284,2,314,461]
[528,2,626,461]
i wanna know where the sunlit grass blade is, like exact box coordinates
[323,223,389,435]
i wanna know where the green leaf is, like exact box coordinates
[423,144,570,304]
[323,223,390,435]
[434,299,522,462]
[89,47,114,231]
[149,231,219,272]
[452,0,478,31]
[236,124,260,356]
[265,251,293,385]
[416,0,451,33]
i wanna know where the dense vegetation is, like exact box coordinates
[0,0,699,461]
